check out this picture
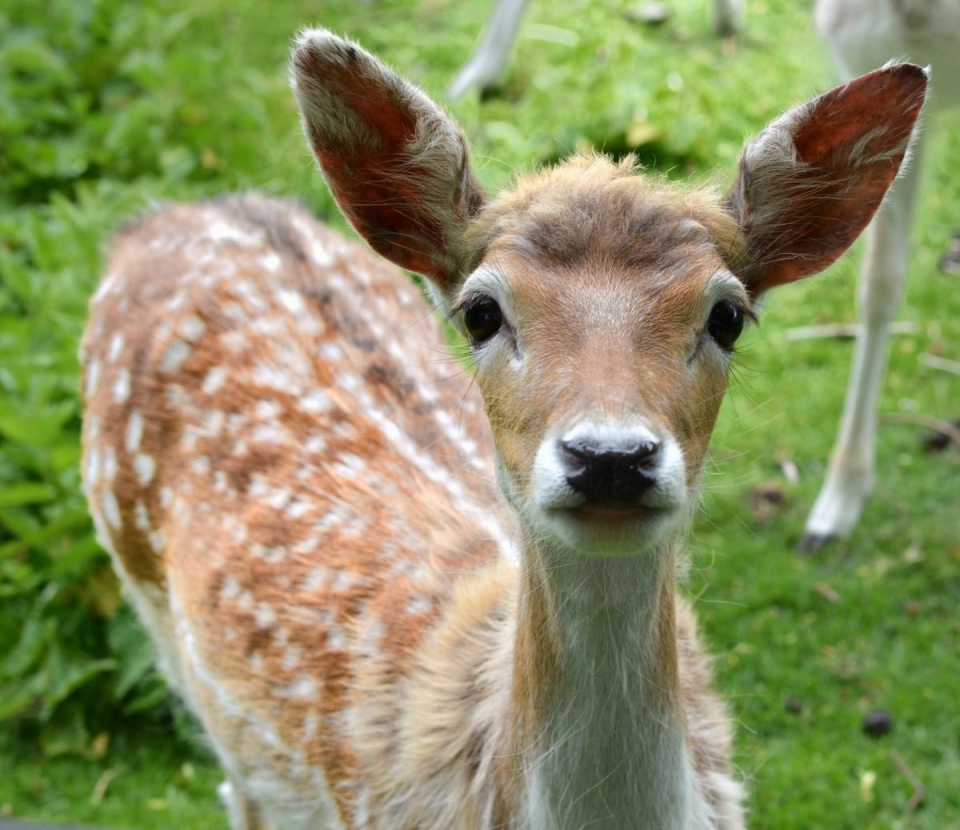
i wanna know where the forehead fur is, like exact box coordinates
[466,154,745,275]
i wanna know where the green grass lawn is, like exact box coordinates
[1,0,958,828]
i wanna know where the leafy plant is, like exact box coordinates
[0,0,290,749]
[0,0,292,208]
[0,183,179,750]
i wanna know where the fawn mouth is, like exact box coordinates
[570,505,660,524]
[538,503,681,555]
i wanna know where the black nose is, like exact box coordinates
[559,436,661,508]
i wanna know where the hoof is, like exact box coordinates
[797,532,837,556]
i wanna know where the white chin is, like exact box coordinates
[529,504,686,557]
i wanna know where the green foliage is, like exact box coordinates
[0,185,176,751]
[0,0,283,207]
[1,0,958,827]
[0,0,297,751]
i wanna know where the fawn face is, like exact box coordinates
[292,29,927,556]
[455,171,752,555]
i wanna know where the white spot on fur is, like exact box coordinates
[252,362,293,392]
[92,273,118,304]
[191,456,211,476]
[283,675,318,701]
[320,342,343,362]
[135,453,156,486]
[160,339,191,373]
[337,371,362,391]
[252,423,286,443]
[179,315,207,342]
[286,499,313,520]
[85,359,101,396]
[308,239,334,267]
[282,645,302,671]
[260,252,283,273]
[208,220,262,247]
[332,571,354,592]
[256,400,281,420]
[332,453,366,479]
[265,486,293,511]
[301,566,329,593]
[300,390,331,414]
[84,447,101,486]
[221,575,242,600]
[303,714,319,740]
[160,487,174,508]
[112,369,131,403]
[134,500,151,532]
[405,595,432,616]
[222,301,249,323]
[278,288,305,314]
[252,317,285,338]
[85,413,100,442]
[203,366,228,394]
[108,333,124,363]
[304,434,326,454]
[220,331,247,354]
[202,409,225,438]
[229,521,248,545]
[126,410,144,453]
[256,603,277,629]
[103,446,118,482]
[102,490,121,530]
[149,529,165,554]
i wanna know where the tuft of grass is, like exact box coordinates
[0,0,957,828]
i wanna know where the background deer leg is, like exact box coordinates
[447,0,531,99]
[800,130,926,553]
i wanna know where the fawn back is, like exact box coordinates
[82,195,514,824]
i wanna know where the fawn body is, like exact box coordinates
[801,0,960,549]
[82,30,925,829]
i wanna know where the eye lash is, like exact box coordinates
[739,304,760,327]
[451,293,488,319]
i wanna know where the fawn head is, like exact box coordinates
[291,32,926,555]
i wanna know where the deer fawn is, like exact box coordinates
[800,0,960,550]
[81,29,925,830]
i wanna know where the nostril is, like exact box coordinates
[560,436,661,466]
[629,439,660,464]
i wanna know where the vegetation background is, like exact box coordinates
[0,0,957,827]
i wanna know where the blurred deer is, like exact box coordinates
[448,0,744,99]
[81,29,924,830]
[800,0,960,551]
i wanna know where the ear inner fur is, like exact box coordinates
[726,62,927,294]
[291,29,487,293]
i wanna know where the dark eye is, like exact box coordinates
[707,300,745,351]
[463,295,503,344]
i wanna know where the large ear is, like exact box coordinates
[725,63,928,295]
[290,29,486,296]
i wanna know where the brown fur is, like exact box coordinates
[82,193,739,827]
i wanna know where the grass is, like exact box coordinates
[0,0,957,828]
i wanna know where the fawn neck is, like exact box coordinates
[511,530,691,829]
